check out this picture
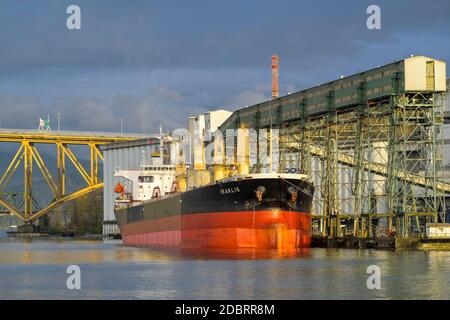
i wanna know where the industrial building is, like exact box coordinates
[220,56,446,129]
[218,55,447,238]
[188,109,232,168]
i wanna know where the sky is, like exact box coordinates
[0,0,449,134]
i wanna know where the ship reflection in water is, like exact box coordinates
[1,238,450,299]
[175,247,311,260]
[0,238,309,264]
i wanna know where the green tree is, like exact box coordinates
[65,190,103,234]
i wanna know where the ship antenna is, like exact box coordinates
[159,124,163,163]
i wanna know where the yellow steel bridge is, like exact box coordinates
[0,129,147,223]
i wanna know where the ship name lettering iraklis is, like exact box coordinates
[220,187,240,195]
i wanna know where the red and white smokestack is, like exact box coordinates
[271,55,279,99]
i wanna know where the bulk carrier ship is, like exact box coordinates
[113,132,314,250]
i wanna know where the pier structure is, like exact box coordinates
[219,56,449,238]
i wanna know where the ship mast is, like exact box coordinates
[159,124,163,164]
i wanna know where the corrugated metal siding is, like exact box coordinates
[446,79,450,112]
[102,140,158,235]
[220,60,406,131]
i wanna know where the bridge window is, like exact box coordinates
[139,176,154,183]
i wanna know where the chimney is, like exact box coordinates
[271,55,279,99]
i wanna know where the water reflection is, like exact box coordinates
[168,247,311,260]
[0,238,181,265]
[1,238,450,299]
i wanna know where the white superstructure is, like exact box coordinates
[113,157,177,205]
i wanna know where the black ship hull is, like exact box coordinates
[115,176,314,249]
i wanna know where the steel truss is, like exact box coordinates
[0,132,134,223]
[278,91,446,238]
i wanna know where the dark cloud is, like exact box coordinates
[0,72,268,133]
[0,0,449,133]
[1,0,449,73]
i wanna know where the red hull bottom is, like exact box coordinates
[121,211,311,249]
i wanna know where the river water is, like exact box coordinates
[0,237,449,300]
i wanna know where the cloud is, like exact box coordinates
[0,66,278,132]
[66,99,118,131]
[1,0,449,75]
[0,0,449,135]
[229,90,270,109]
[0,93,42,129]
